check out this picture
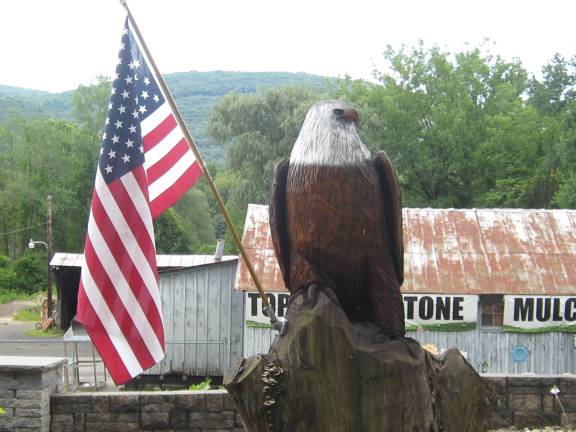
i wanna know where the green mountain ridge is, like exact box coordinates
[0,71,328,160]
[0,85,73,121]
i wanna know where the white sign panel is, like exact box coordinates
[245,292,290,327]
[403,294,478,330]
[503,296,576,332]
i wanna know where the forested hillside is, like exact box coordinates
[0,71,329,273]
[0,85,73,121]
[0,71,327,160]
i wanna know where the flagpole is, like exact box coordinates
[119,0,286,333]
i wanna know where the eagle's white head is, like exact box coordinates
[289,100,371,166]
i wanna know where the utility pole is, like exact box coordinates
[47,195,53,318]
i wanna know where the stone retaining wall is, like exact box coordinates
[0,364,572,431]
[0,356,66,432]
[485,375,576,429]
[49,375,576,431]
[50,390,245,432]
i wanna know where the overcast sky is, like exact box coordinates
[1,0,574,93]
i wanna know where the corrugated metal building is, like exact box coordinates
[236,205,576,374]
[50,253,243,377]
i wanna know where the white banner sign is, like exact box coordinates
[503,296,576,332]
[245,292,478,330]
[403,294,478,330]
[245,292,290,327]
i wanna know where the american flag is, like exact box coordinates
[77,17,202,384]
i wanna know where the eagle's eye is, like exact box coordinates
[333,108,344,115]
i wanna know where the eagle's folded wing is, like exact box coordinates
[269,159,291,290]
[373,151,404,285]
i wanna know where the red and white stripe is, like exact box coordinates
[142,103,202,218]
[77,131,201,383]
[77,167,165,383]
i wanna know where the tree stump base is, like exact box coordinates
[225,287,493,432]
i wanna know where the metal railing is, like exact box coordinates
[0,339,106,389]
[1,338,230,385]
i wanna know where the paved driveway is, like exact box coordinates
[0,305,113,387]
[0,320,75,357]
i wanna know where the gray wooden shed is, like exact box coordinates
[143,257,243,377]
[50,253,244,378]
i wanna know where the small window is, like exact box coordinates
[480,295,504,327]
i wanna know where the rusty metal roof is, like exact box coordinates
[50,253,237,269]
[235,205,576,295]
[234,205,287,294]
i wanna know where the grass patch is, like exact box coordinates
[13,307,40,322]
[246,320,272,329]
[405,322,477,332]
[24,327,63,337]
[503,324,576,333]
[189,377,212,391]
[0,288,36,304]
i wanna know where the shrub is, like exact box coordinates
[13,307,41,322]
[0,267,19,292]
[12,252,46,294]
[189,377,212,390]
[0,255,10,269]
[0,288,36,304]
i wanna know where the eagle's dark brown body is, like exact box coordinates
[270,101,406,339]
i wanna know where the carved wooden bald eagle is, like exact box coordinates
[270,100,405,339]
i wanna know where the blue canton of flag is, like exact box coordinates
[99,25,165,182]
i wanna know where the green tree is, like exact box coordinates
[474,103,559,207]
[207,85,322,210]
[210,170,242,239]
[206,85,323,252]
[0,116,96,256]
[172,188,215,247]
[530,54,575,116]
[72,77,110,140]
[154,208,199,254]
[12,252,46,294]
[153,187,217,254]
[0,255,18,292]
[553,109,576,208]
[530,55,576,208]
[338,42,535,207]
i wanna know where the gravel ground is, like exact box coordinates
[0,300,36,320]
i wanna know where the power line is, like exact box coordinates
[0,222,48,237]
